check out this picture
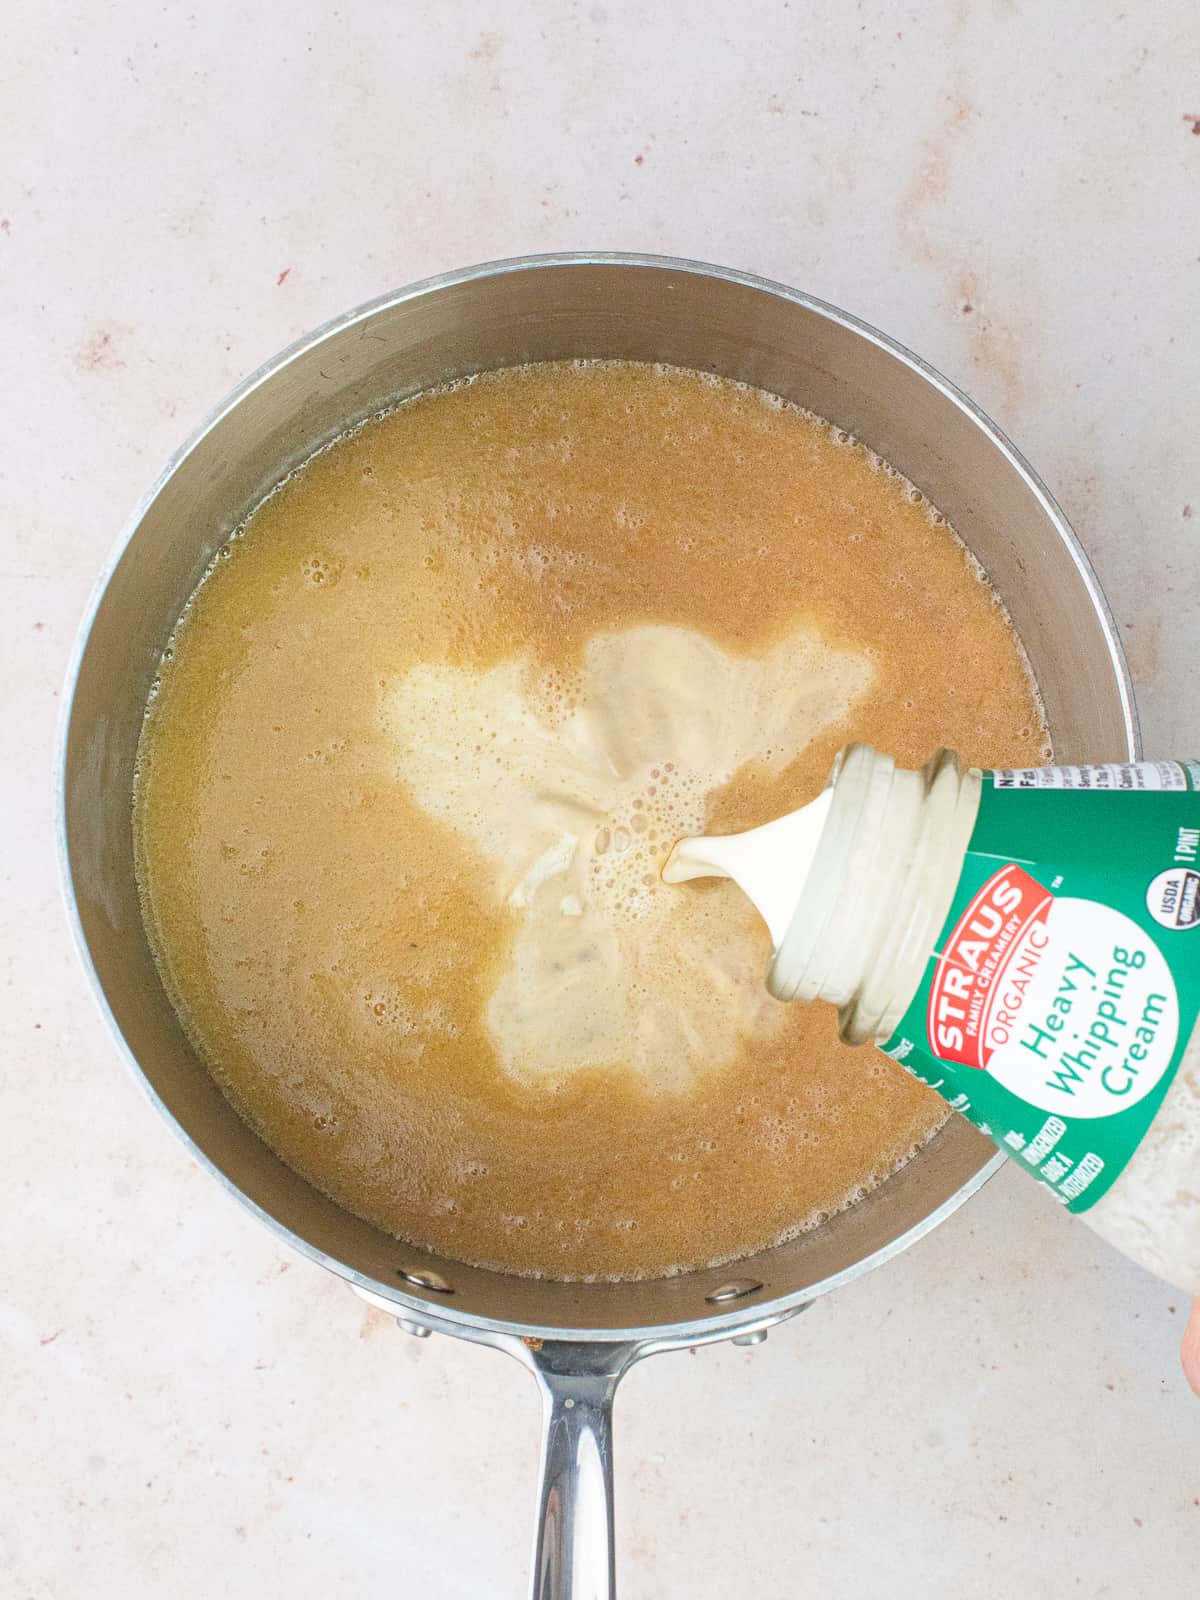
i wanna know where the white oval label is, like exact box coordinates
[985,897,1179,1118]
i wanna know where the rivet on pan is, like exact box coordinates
[397,1318,432,1339]
[731,1328,768,1347]
[705,1278,764,1304]
[396,1266,454,1294]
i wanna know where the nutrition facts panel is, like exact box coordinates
[990,761,1200,792]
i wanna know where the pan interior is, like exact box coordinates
[62,257,1135,1338]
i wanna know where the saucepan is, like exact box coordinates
[59,254,1137,1599]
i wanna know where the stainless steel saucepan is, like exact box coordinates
[59,254,1137,1599]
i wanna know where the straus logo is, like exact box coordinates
[928,864,1053,1070]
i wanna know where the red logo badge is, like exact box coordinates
[927,864,1053,1070]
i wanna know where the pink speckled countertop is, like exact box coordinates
[3,3,1199,1596]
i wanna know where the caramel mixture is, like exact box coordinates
[134,361,1047,1279]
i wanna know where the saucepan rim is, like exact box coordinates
[56,251,1139,1345]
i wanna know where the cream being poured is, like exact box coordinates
[662,787,833,947]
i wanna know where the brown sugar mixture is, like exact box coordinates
[134,360,1048,1279]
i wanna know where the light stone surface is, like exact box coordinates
[3,2,1199,1595]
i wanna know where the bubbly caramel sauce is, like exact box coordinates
[134,360,1047,1279]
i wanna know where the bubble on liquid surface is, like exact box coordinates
[301,551,343,588]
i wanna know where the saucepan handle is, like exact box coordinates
[526,1346,637,1600]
